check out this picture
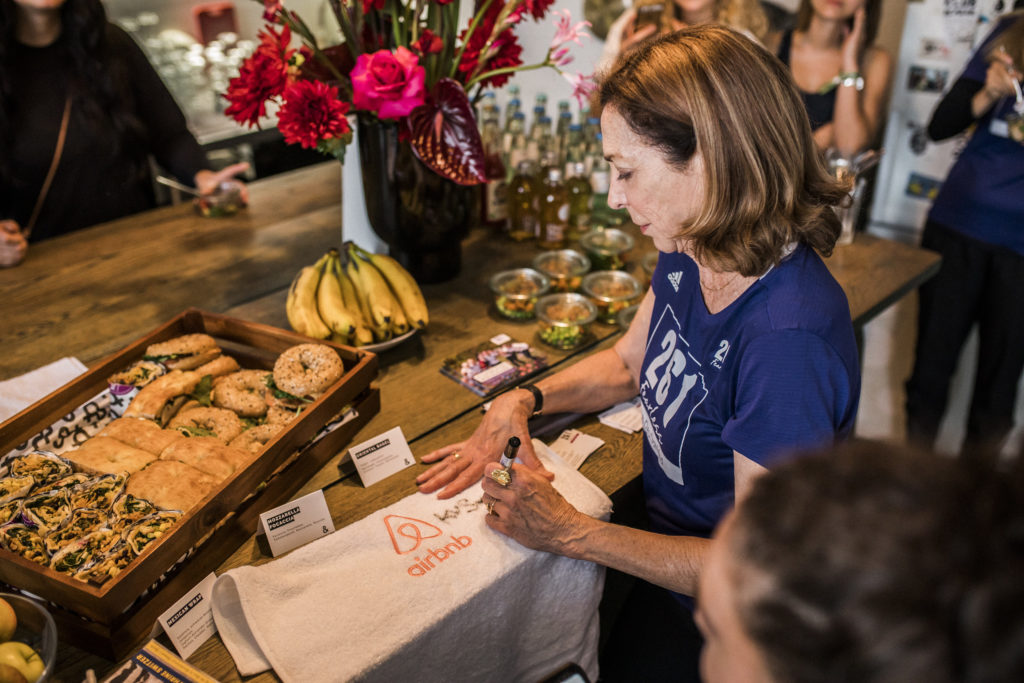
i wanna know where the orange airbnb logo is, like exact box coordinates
[384,514,444,554]
[383,514,473,577]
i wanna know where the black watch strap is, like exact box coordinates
[520,383,544,417]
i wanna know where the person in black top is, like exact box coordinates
[773,0,890,155]
[0,0,248,267]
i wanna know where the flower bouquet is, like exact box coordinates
[225,0,595,185]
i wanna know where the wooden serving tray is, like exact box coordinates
[0,309,379,657]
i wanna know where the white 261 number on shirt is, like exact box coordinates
[645,330,699,426]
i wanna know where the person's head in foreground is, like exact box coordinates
[598,26,847,275]
[698,441,1024,683]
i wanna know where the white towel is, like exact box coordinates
[211,441,613,683]
[0,357,88,423]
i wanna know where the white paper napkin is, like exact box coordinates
[0,357,88,423]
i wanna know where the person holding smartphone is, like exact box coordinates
[773,0,891,155]
[595,0,770,75]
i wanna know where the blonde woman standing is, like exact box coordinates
[774,0,892,155]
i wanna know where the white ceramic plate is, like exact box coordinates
[359,329,418,353]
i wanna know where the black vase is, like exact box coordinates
[357,114,475,284]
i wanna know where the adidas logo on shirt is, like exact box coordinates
[668,271,683,292]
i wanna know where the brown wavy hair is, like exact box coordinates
[598,26,847,276]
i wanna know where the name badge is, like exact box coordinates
[157,573,219,660]
[349,425,416,487]
[259,490,336,557]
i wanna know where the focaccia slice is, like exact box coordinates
[63,437,155,476]
[125,461,218,512]
[97,418,185,455]
[158,436,251,480]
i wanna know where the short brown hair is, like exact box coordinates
[730,440,1024,683]
[598,26,846,276]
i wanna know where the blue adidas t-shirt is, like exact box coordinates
[640,244,860,548]
[929,17,1024,255]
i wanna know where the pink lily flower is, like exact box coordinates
[563,71,597,108]
[549,9,591,50]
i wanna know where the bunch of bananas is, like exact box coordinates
[285,243,429,346]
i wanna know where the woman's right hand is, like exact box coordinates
[416,389,552,499]
[0,221,28,268]
[983,48,1019,101]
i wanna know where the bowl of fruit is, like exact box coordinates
[489,268,551,321]
[582,270,643,324]
[535,293,598,350]
[532,250,591,293]
[0,594,56,683]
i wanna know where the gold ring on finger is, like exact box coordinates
[490,468,511,487]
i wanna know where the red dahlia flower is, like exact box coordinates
[458,0,523,89]
[277,81,352,149]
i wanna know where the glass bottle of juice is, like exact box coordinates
[507,160,540,242]
[480,115,508,229]
[538,167,569,249]
[566,161,593,242]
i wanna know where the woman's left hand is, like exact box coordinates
[194,162,251,203]
[840,6,867,72]
[481,462,588,555]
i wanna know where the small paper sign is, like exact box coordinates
[157,573,219,660]
[259,490,336,557]
[349,426,416,487]
[598,397,644,433]
[549,429,605,470]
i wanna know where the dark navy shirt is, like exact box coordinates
[928,17,1024,255]
[639,244,860,606]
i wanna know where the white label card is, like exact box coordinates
[549,429,605,470]
[349,425,416,487]
[598,397,644,433]
[259,490,336,557]
[157,572,219,660]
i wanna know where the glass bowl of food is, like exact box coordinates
[535,293,598,350]
[582,270,643,324]
[579,228,634,271]
[532,249,591,293]
[194,179,246,218]
[617,303,640,330]
[0,593,57,683]
[489,268,551,320]
[640,251,659,288]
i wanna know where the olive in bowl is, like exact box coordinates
[536,293,598,350]
[489,268,551,320]
[579,228,634,271]
[582,270,643,324]
[532,249,591,293]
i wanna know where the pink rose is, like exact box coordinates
[351,47,427,120]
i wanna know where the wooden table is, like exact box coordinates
[0,162,940,681]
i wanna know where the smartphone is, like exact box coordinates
[634,3,666,31]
